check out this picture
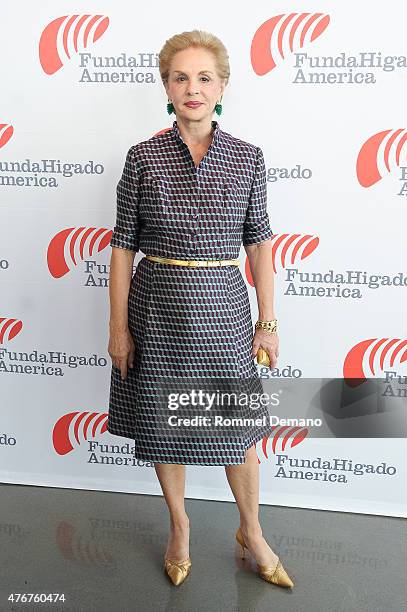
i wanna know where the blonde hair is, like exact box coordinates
[158,29,230,86]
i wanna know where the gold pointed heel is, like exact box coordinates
[235,527,294,588]
[164,556,192,586]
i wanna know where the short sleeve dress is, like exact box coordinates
[107,119,275,465]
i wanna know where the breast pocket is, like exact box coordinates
[140,174,170,228]
[223,176,249,230]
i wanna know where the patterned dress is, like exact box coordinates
[107,119,274,464]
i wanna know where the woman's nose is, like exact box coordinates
[187,84,199,94]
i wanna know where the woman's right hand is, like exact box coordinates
[108,326,135,380]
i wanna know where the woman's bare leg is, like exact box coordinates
[154,463,190,562]
[224,445,279,567]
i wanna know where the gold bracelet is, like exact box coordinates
[255,319,277,334]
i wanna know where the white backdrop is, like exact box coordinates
[1,1,406,518]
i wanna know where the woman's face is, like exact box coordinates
[164,47,226,123]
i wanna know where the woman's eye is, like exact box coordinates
[176,76,210,82]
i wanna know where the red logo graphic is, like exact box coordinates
[153,128,172,138]
[47,227,112,278]
[0,318,23,343]
[0,123,14,149]
[251,13,330,75]
[356,129,407,187]
[56,521,114,566]
[256,426,308,463]
[39,14,110,75]
[343,338,407,386]
[245,233,319,286]
[53,411,108,455]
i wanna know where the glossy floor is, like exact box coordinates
[1,483,406,612]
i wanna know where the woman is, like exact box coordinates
[107,30,294,589]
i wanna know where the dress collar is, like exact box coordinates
[171,119,220,146]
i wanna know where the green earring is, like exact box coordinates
[215,102,222,116]
[167,101,174,114]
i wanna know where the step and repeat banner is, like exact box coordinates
[1,2,406,518]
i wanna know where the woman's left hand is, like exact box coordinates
[251,328,279,369]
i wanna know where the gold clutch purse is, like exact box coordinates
[256,347,271,368]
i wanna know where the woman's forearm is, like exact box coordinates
[245,240,276,320]
[109,247,136,332]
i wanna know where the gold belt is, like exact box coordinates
[145,255,239,268]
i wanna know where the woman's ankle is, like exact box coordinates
[170,513,189,531]
[240,521,262,540]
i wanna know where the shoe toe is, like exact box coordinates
[258,560,294,588]
[164,558,191,586]
[278,565,294,588]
